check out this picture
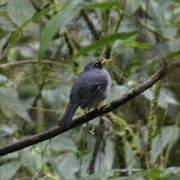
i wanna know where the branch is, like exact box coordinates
[0,60,180,156]
[0,60,61,69]
[88,117,106,174]
[31,79,46,109]
[64,32,76,55]
[81,10,100,40]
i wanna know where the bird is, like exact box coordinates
[59,59,112,128]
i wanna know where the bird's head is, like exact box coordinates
[84,59,109,71]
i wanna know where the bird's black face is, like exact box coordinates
[84,60,103,71]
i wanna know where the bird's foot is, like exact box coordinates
[97,103,104,111]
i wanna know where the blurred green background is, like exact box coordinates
[0,0,180,179]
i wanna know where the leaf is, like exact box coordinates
[106,85,129,103]
[4,6,53,54]
[157,0,172,17]
[101,138,113,171]
[123,40,152,49]
[146,168,177,179]
[21,147,44,174]
[75,32,137,57]
[0,86,31,122]
[54,154,79,179]
[7,0,36,25]
[162,167,180,177]
[125,141,140,169]
[0,17,15,32]
[158,89,178,108]
[143,88,178,108]
[0,0,7,5]
[146,169,162,179]
[126,0,142,13]
[150,126,180,164]
[0,124,16,138]
[84,1,122,10]
[167,50,180,60]
[147,38,180,60]
[43,165,57,180]
[0,161,21,180]
[50,136,77,152]
[38,1,81,60]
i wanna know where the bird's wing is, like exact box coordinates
[78,79,107,105]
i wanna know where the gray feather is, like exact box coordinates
[59,103,79,128]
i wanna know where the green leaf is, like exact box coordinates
[0,86,31,122]
[147,38,180,60]
[0,161,21,180]
[144,88,178,108]
[167,50,180,60]
[123,40,153,49]
[162,167,180,177]
[38,1,81,60]
[0,0,7,5]
[4,6,53,54]
[101,138,113,170]
[151,126,180,164]
[54,154,79,179]
[74,32,136,57]
[0,17,15,32]
[50,136,77,152]
[43,165,57,180]
[7,0,36,25]
[158,89,178,108]
[146,168,176,179]
[84,1,122,9]
[21,147,45,174]
[146,169,162,179]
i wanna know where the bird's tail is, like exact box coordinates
[59,103,79,128]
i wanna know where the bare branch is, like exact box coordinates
[0,60,61,69]
[0,60,180,156]
[81,10,100,40]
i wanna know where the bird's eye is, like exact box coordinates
[94,62,101,68]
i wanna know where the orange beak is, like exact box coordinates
[100,58,109,65]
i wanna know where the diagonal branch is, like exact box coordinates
[81,10,100,41]
[0,60,180,156]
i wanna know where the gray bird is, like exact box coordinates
[59,59,112,128]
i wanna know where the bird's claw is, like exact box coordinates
[97,103,104,111]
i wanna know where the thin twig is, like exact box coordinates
[0,60,61,69]
[31,79,46,109]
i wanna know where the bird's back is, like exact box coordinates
[70,68,111,109]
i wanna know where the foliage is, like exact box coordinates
[0,0,180,179]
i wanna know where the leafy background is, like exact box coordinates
[0,0,180,179]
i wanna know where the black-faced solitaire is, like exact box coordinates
[59,59,112,128]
